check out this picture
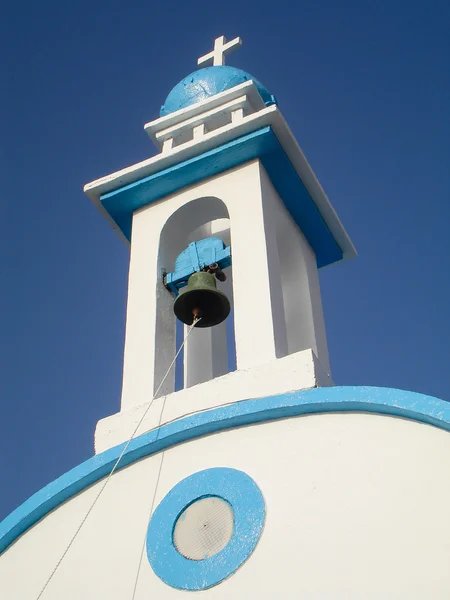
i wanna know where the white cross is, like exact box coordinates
[197,35,242,67]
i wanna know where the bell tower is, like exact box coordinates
[84,36,356,453]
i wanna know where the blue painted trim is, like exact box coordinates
[100,127,343,268]
[146,468,265,590]
[166,238,232,295]
[188,242,201,273]
[1,386,449,554]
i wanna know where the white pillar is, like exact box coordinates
[183,316,229,388]
[183,222,232,388]
[120,210,176,410]
[274,185,331,375]
[229,161,288,370]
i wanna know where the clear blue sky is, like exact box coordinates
[1,0,449,521]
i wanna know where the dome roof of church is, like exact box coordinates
[160,66,276,117]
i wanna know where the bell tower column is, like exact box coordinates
[226,161,288,369]
[182,220,232,389]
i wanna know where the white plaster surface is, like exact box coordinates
[155,94,253,152]
[2,413,450,599]
[95,348,330,453]
[261,166,330,373]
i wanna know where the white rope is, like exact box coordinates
[130,451,165,599]
[36,318,201,600]
[129,353,177,600]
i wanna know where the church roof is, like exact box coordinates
[160,66,276,116]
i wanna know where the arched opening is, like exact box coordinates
[157,197,236,395]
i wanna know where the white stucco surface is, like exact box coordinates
[261,167,331,373]
[95,348,330,453]
[2,413,450,599]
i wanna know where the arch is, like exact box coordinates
[158,196,229,269]
[156,196,235,394]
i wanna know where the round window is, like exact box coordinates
[147,467,265,590]
[173,496,234,561]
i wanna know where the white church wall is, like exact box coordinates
[3,413,449,599]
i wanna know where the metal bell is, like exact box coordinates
[173,271,230,328]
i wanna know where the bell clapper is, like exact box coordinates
[192,308,203,327]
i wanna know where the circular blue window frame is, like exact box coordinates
[146,467,265,590]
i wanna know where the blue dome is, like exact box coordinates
[160,66,276,117]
